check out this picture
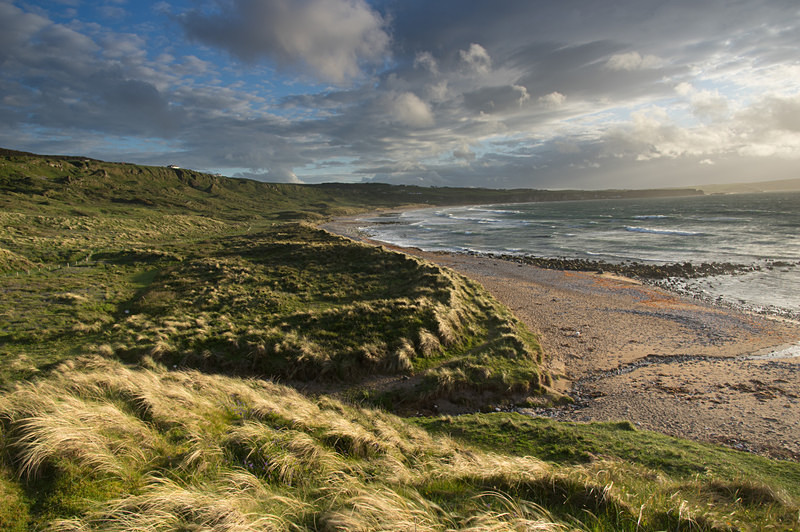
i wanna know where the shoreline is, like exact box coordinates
[325,209,800,322]
[321,214,800,460]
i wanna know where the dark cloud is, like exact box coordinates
[2,0,799,189]
[462,85,530,115]
[0,2,49,61]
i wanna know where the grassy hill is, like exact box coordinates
[1,149,798,530]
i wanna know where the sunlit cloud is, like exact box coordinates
[605,51,662,71]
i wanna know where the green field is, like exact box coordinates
[1,149,797,530]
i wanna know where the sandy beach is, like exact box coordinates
[323,216,800,460]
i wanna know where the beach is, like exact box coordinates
[323,216,800,460]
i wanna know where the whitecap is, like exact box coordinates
[625,226,705,236]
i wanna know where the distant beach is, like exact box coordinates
[323,211,800,460]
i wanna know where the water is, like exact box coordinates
[358,192,800,318]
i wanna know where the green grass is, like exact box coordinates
[4,357,795,531]
[2,148,798,530]
[0,152,551,407]
[415,413,800,530]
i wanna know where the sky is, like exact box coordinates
[1,0,799,189]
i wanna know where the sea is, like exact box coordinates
[357,192,800,320]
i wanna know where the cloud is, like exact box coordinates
[0,3,48,61]
[742,94,800,133]
[413,51,438,74]
[674,82,693,96]
[607,106,733,161]
[674,83,730,121]
[690,90,729,121]
[236,168,303,183]
[386,92,434,128]
[425,80,449,102]
[511,84,529,106]
[601,92,800,168]
[452,142,476,161]
[459,43,491,75]
[463,85,534,114]
[178,0,390,84]
[605,51,662,71]
[538,91,565,107]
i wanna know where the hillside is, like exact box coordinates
[1,149,799,530]
[0,150,555,409]
[698,177,800,195]
[0,148,702,219]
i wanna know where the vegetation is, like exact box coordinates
[1,148,798,530]
[4,357,798,531]
[417,414,800,529]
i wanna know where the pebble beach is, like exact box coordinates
[323,216,800,460]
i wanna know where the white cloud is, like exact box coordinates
[459,43,491,75]
[512,84,530,106]
[538,91,566,107]
[179,55,214,75]
[674,82,693,96]
[741,94,800,133]
[691,89,729,121]
[387,92,434,128]
[674,83,730,121]
[180,0,390,84]
[5,0,800,190]
[609,106,733,161]
[605,51,662,71]
[605,92,800,167]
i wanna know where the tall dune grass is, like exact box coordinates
[0,357,561,530]
[2,356,788,530]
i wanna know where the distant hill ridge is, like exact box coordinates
[696,177,800,194]
[2,148,705,220]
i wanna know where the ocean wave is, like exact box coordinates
[633,215,668,220]
[467,206,523,215]
[441,213,502,224]
[625,226,705,236]
[694,216,749,222]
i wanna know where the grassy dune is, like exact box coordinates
[0,219,548,408]
[1,149,799,530]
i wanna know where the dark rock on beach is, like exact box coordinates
[485,253,759,280]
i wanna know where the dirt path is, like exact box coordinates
[323,218,800,460]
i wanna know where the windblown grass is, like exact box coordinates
[5,357,790,530]
[0,358,557,530]
[416,412,800,530]
[3,357,796,530]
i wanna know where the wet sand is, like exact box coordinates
[322,217,800,460]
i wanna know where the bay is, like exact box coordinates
[358,192,800,318]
